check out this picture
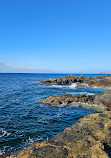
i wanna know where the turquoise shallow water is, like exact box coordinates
[0,73,108,155]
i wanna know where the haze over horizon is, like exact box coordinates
[0,0,111,73]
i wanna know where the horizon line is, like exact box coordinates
[0,72,111,74]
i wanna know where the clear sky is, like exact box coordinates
[0,0,111,73]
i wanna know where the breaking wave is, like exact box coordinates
[0,129,11,138]
[69,92,95,96]
[50,83,77,89]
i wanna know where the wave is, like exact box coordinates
[50,85,63,88]
[24,136,34,146]
[67,83,77,89]
[0,146,9,155]
[8,99,19,103]
[81,83,89,87]
[50,83,77,89]
[69,92,95,96]
[93,86,111,90]
[23,136,44,147]
[0,129,11,138]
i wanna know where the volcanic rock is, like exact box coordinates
[42,90,111,110]
[40,75,111,88]
[8,111,111,158]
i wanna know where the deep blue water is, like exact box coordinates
[0,73,108,155]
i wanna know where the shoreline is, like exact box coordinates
[4,102,106,158]
[70,102,107,112]
[4,75,111,157]
[40,75,111,88]
[41,90,111,111]
[7,111,111,158]
[6,98,111,157]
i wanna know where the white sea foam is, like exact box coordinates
[23,136,34,146]
[81,83,89,87]
[0,129,11,138]
[50,83,77,89]
[0,145,11,155]
[93,86,111,90]
[47,137,49,141]
[51,85,63,88]
[69,92,95,96]
[67,83,77,89]
[8,99,19,103]
[23,136,43,146]
[0,147,7,155]
[27,136,34,144]
[0,150,4,155]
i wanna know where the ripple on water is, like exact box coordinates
[0,73,104,155]
[0,129,11,138]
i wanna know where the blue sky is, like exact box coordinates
[0,0,111,73]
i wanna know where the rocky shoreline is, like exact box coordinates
[7,111,111,158]
[41,75,111,88]
[42,90,111,111]
[5,75,111,158]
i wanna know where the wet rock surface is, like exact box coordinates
[8,111,111,158]
[41,75,111,88]
[42,90,111,110]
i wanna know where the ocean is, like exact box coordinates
[0,73,108,155]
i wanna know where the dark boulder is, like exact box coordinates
[94,90,111,110]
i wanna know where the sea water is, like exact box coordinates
[0,73,108,155]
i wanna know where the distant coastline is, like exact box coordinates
[96,72,111,74]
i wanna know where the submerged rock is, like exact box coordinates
[8,111,111,158]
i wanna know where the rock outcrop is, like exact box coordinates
[40,75,111,88]
[7,111,111,158]
[40,75,87,85]
[42,94,95,106]
[94,90,111,110]
[42,90,111,110]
